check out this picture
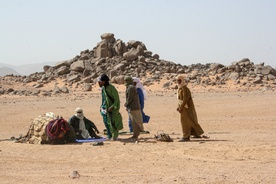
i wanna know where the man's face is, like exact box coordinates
[98,81,103,87]
[177,79,182,84]
[124,79,131,86]
[133,82,137,86]
[124,80,128,86]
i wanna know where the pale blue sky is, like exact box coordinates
[1,0,276,67]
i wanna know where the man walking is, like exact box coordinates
[124,76,144,141]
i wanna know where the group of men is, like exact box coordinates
[98,74,150,141]
[67,74,205,142]
[68,74,150,141]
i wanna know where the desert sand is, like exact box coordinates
[0,82,276,184]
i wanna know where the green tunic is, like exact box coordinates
[102,84,123,139]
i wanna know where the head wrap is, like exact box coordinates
[124,76,133,86]
[100,74,109,82]
[75,107,84,119]
[132,77,147,100]
[100,74,110,86]
[176,75,187,87]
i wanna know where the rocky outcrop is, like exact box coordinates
[0,33,275,96]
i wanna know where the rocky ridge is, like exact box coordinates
[0,33,276,96]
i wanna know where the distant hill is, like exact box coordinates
[0,62,56,76]
[0,67,20,76]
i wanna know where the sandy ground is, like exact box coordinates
[0,84,276,184]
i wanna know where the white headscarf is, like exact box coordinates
[176,76,189,108]
[74,107,91,139]
[97,77,103,91]
[132,77,147,100]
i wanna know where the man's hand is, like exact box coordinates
[108,106,114,112]
[95,129,100,134]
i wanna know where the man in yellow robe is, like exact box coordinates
[176,75,204,141]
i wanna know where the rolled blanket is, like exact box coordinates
[46,118,70,142]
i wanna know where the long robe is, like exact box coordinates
[177,85,204,138]
[125,84,144,138]
[100,88,111,138]
[68,115,98,139]
[128,88,150,132]
[102,84,123,139]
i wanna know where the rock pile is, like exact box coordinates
[0,33,275,96]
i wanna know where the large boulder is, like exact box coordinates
[113,63,126,71]
[56,66,70,75]
[55,60,71,69]
[100,33,115,43]
[70,60,85,72]
[228,72,240,80]
[113,39,127,56]
[94,41,113,58]
[261,66,274,75]
[210,63,224,71]
[67,74,81,82]
[123,45,144,61]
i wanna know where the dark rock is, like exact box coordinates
[123,45,144,61]
[55,60,71,69]
[228,72,240,80]
[60,86,69,93]
[43,65,51,72]
[261,66,273,75]
[67,75,81,82]
[33,83,43,88]
[101,33,115,43]
[253,77,262,84]
[56,66,70,75]
[70,60,85,72]
[95,40,113,58]
[268,74,276,80]
[152,54,159,59]
[163,81,172,88]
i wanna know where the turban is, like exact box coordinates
[176,75,186,87]
[124,76,133,86]
[75,107,84,118]
[75,107,83,113]
[100,74,110,82]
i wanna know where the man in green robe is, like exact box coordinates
[99,74,123,140]
[98,77,111,139]
[176,75,204,141]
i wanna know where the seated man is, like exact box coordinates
[68,107,101,139]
